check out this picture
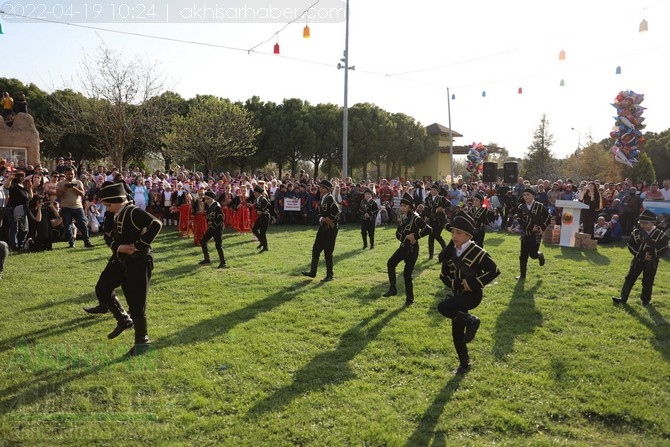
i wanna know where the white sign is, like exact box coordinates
[284,197,301,211]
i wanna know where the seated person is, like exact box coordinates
[506,214,524,234]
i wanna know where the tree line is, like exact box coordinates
[2,46,669,183]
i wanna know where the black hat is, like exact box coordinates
[400,192,414,207]
[449,212,476,237]
[99,181,128,203]
[474,191,486,202]
[364,188,373,195]
[318,179,333,190]
[430,182,440,190]
[639,209,657,222]
[204,190,217,200]
[253,185,264,194]
[522,188,535,196]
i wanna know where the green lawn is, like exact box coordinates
[1,224,669,446]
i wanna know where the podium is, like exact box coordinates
[555,200,589,247]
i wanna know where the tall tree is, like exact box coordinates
[44,46,167,168]
[165,96,258,174]
[523,114,558,182]
[643,130,670,182]
[348,103,390,179]
[562,143,620,182]
[621,152,656,184]
[304,103,341,179]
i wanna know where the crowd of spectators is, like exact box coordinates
[1,155,669,255]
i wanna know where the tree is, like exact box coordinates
[643,130,670,182]
[621,152,655,184]
[562,142,620,182]
[522,114,558,182]
[44,46,167,168]
[165,96,259,174]
[348,103,391,179]
[304,103,341,178]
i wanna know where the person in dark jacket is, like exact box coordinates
[437,212,500,374]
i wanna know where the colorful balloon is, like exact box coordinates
[610,90,645,166]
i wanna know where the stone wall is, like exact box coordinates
[0,113,41,165]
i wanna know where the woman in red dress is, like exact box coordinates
[192,187,208,246]
[175,183,192,237]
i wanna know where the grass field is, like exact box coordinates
[0,223,669,446]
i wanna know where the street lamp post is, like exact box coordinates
[447,87,454,182]
[571,127,582,181]
[337,0,353,179]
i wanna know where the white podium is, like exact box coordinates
[555,200,589,247]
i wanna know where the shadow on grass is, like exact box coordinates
[625,304,670,363]
[0,353,134,416]
[0,316,99,355]
[245,307,403,418]
[554,246,611,265]
[491,279,544,360]
[155,280,313,350]
[405,374,465,447]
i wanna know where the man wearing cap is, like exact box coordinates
[301,179,340,282]
[252,184,271,252]
[613,210,669,306]
[469,191,496,248]
[516,188,550,280]
[85,181,162,357]
[424,181,451,259]
[358,188,379,249]
[382,192,432,306]
[198,190,227,268]
[437,211,500,374]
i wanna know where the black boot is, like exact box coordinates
[362,234,367,249]
[538,252,545,267]
[217,247,227,268]
[516,256,527,280]
[302,257,318,278]
[83,304,108,314]
[199,243,210,265]
[383,285,398,297]
[107,297,133,340]
[457,311,480,343]
[322,255,334,282]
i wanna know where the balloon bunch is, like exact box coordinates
[466,143,488,180]
[610,90,646,166]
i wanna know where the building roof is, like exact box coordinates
[425,123,463,138]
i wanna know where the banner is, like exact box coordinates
[283,197,301,211]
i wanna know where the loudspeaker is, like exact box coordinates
[482,162,497,183]
[503,162,519,184]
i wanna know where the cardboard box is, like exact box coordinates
[581,238,598,250]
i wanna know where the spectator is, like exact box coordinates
[620,187,640,235]
[1,92,13,117]
[56,166,94,248]
[643,182,664,201]
[13,92,27,114]
[661,180,670,201]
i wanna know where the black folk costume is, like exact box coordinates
[358,189,379,249]
[469,192,496,248]
[613,210,669,306]
[383,193,432,306]
[199,191,227,268]
[437,212,500,374]
[424,183,451,259]
[516,188,550,279]
[252,185,271,252]
[89,182,162,357]
[302,180,340,282]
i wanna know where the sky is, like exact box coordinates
[1,0,670,160]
